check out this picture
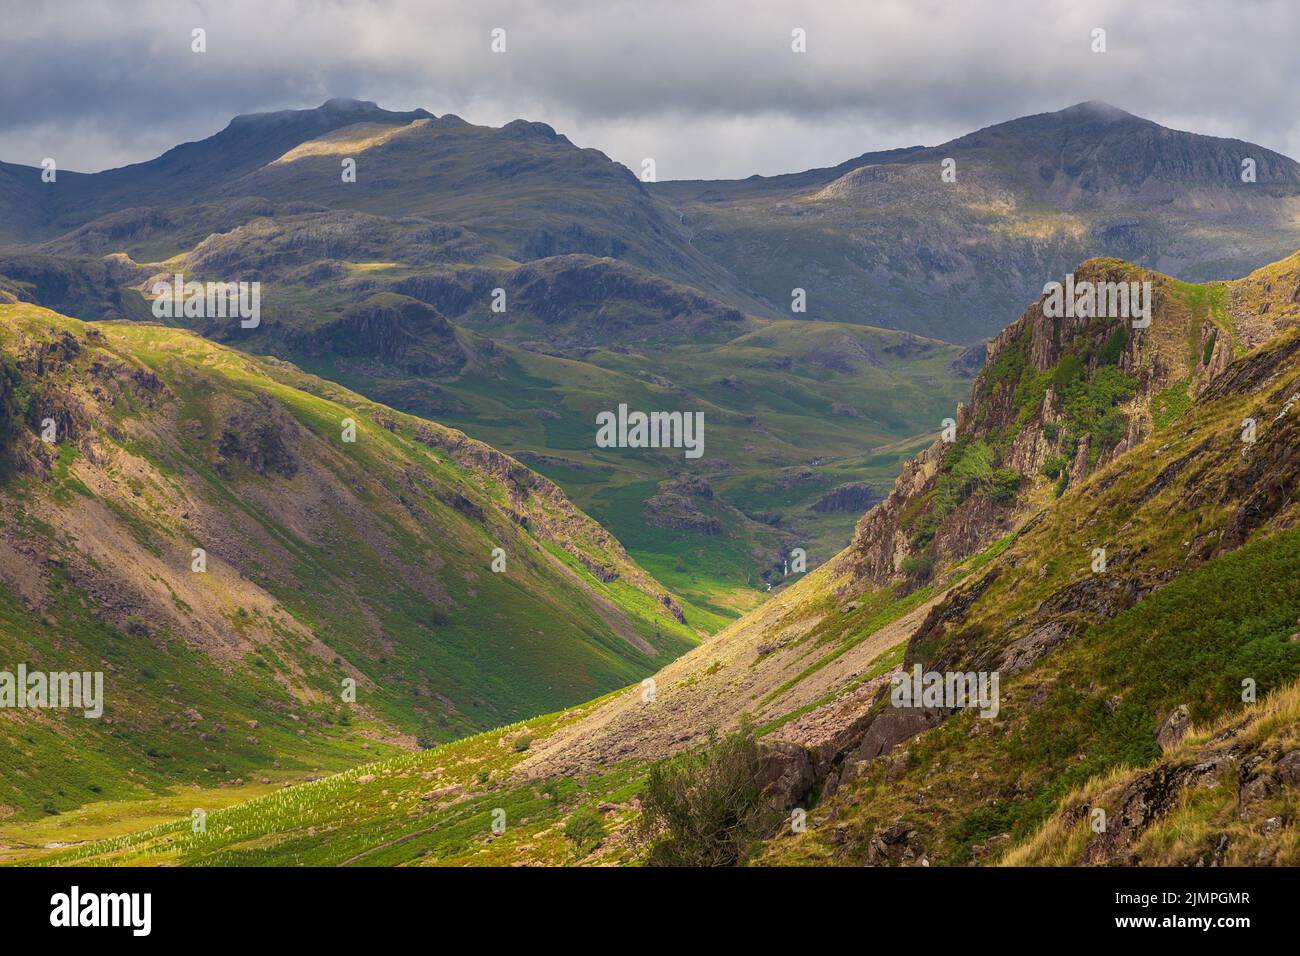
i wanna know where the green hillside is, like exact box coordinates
[0,303,696,822]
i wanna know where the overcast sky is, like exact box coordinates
[2,0,1298,179]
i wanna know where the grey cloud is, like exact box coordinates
[2,0,1298,178]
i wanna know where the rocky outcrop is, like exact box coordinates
[810,482,880,514]
[1155,705,1191,752]
[216,394,300,479]
[644,475,722,535]
[294,293,467,375]
[503,255,752,346]
[834,257,1295,595]
[755,741,816,810]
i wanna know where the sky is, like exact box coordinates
[2,0,1299,179]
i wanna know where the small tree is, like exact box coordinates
[563,806,607,857]
[637,721,778,866]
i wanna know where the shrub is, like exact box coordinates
[0,355,32,442]
[1051,353,1085,392]
[1040,454,1069,480]
[638,721,778,866]
[1057,366,1136,451]
[1097,325,1129,365]
[563,806,607,856]
[512,735,533,752]
[990,469,1021,503]
[901,553,935,581]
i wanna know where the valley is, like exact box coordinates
[14,247,1300,867]
[2,92,1300,871]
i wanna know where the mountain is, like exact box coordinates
[0,100,435,244]
[0,98,758,313]
[836,252,1299,592]
[0,301,698,821]
[9,99,1300,346]
[0,98,983,615]
[653,101,1300,342]
[4,98,1298,621]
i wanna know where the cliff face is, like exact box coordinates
[836,255,1300,594]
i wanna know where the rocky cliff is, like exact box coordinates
[835,254,1300,594]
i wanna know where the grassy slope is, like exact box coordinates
[757,327,1300,863]
[1004,676,1300,867]
[17,694,644,867]
[0,303,697,823]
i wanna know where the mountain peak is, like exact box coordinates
[950,101,1155,145]
[1056,100,1139,122]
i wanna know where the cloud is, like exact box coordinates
[3,0,1299,178]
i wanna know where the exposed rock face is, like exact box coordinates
[810,481,880,514]
[216,395,300,479]
[1155,705,1191,752]
[850,707,944,763]
[0,254,147,323]
[1078,760,1214,864]
[644,475,722,535]
[295,293,467,375]
[1056,730,1300,866]
[755,741,816,810]
[866,822,927,866]
[511,256,748,333]
[834,257,1298,596]
[948,343,987,378]
[996,621,1074,676]
[836,447,942,587]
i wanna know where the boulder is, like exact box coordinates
[754,741,815,810]
[1155,705,1190,751]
